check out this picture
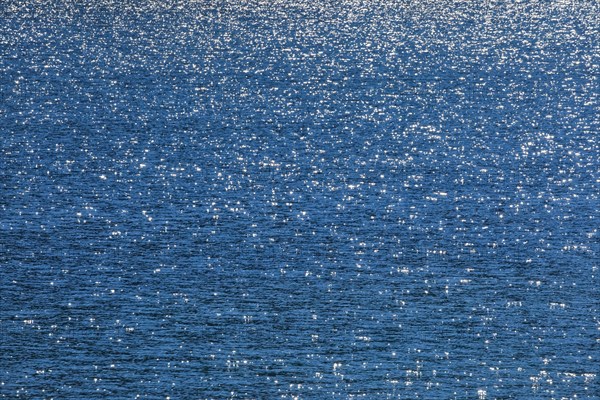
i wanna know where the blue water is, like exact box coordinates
[1,1,599,398]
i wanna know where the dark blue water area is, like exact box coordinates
[1,0,599,398]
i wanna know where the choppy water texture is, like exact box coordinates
[1,0,599,398]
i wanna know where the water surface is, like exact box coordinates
[1,0,599,398]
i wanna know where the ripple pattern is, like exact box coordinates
[1,1,599,399]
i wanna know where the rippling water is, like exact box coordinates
[1,0,599,398]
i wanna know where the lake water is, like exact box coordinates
[1,0,599,398]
